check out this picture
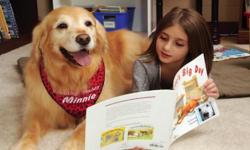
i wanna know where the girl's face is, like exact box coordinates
[156,24,189,66]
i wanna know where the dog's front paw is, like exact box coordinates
[61,138,84,150]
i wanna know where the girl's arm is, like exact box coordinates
[203,78,219,99]
[132,60,150,92]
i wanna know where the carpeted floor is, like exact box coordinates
[211,45,250,98]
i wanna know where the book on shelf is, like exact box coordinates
[0,27,3,41]
[0,0,19,39]
[85,54,220,150]
[0,5,10,39]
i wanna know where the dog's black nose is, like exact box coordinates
[76,34,90,46]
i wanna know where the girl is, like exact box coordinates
[132,7,219,98]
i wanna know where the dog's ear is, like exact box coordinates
[95,19,109,52]
[31,20,48,62]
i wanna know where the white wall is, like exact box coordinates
[53,0,72,8]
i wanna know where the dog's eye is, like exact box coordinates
[85,21,92,27]
[57,23,68,29]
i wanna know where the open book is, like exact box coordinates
[213,45,250,61]
[85,54,219,150]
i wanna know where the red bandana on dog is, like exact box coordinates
[39,60,105,118]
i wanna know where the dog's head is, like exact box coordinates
[32,6,108,67]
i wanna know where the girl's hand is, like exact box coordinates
[203,78,219,99]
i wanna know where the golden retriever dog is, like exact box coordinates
[13,6,148,150]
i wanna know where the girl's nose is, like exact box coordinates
[163,41,172,51]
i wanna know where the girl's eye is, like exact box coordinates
[57,23,68,29]
[85,21,92,27]
[176,42,184,47]
[159,35,168,40]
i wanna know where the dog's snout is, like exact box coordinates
[76,34,90,46]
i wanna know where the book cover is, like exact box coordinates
[213,45,250,61]
[0,0,19,38]
[0,5,10,39]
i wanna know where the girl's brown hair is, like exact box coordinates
[143,7,214,74]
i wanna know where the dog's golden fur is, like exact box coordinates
[13,6,149,150]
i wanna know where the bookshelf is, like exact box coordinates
[0,0,38,55]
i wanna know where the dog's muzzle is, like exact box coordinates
[59,34,93,67]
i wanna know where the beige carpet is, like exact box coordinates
[0,44,250,150]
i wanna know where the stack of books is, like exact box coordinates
[0,0,19,42]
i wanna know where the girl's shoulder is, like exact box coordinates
[135,57,159,71]
[137,55,158,64]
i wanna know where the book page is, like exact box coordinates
[171,54,219,141]
[85,90,177,150]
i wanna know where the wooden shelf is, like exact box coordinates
[0,34,31,55]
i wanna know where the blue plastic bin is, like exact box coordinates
[94,7,135,31]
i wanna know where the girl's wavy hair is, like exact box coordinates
[142,7,214,74]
